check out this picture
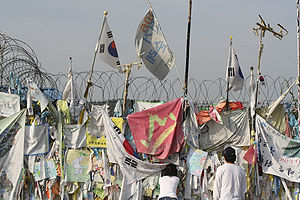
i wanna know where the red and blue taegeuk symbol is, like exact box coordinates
[108,41,118,58]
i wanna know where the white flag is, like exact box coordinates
[97,15,121,70]
[135,9,175,80]
[62,67,74,101]
[226,41,244,91]
[27,79,49,113]
[62,68,85,119]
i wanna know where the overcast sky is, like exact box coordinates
[0,0,296,81]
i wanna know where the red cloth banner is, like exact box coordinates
[127,98,184,159]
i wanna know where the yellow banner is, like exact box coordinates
[86,117,124,148]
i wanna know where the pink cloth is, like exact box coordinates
[127,98,184,159]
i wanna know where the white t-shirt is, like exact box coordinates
[213,163,246,200]
[158,176,179,199]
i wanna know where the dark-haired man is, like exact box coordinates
[213,146,246,200]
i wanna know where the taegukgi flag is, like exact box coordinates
[135,9,175,80]
[225,39,244,92]
[97,13,121,70]
[127,98,184,159]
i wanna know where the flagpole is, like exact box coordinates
[184,0,192,97]
[122,64,132,116]
[297,0,300,139]
[79,11,108,124]
[121,61,142,116]
[253,15,287,129]
[226,36,233,111]
[251,15,287,197]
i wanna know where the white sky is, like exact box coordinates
[0,0,297,81]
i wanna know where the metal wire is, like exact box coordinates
[0,32,298,108]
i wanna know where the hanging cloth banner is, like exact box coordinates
[63,124,87,149]
[27,79,49,113]
[24,123,50,155]
[135,100,164,112]
[199,109,250,151]
[256,115,300,182]
[0,92,20,117]
[0,109,26,200]
[208,105,223,124]
[187,148,208,177]
[102,108,166,185]
[127,98,184,159]
[135,9,175,80]
[65,149,90,182]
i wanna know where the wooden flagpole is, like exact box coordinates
[78,11,108,124]
[252,15,287,129]
[184,0,192,97]
[251,15,287,197]
[297,0,300,138]
[121,61,142,116]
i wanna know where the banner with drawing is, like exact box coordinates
[66,149,90,182]
[256,115,300,182]
[0,92,20,117]
[187,148,208,177]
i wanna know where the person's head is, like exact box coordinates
[161,163,178,177]
[222,146,236,163]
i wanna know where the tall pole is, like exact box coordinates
[122,64,132,116]
[252,15,287,129]
[297,0,300,138]
[226,36,233,111]
[78,11,108,124]
[121,61,142,116]
[184,0,192,97]
[251,15,287,197]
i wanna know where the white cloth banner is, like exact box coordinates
[27,79,49,112]
[102,108,166,184]
[199,109,250,151]
[256,115,300,182]
[135,9,175,80]
[0,109,26,200]
[24,123,50,155]
[134,100,163,112]
[63,124,87,149]
[62,67,85,118]
[0,92,20,117]
[86,104,108,138]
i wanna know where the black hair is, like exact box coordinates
[161,163,178,177]
[224,155,236,163]
[222,146,236,163]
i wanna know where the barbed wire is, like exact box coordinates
[0,32,56,88]
[49,71,297,107]
[0,32,298,107]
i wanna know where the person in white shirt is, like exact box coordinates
[213,146,246,200]
[158,163,179,200]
